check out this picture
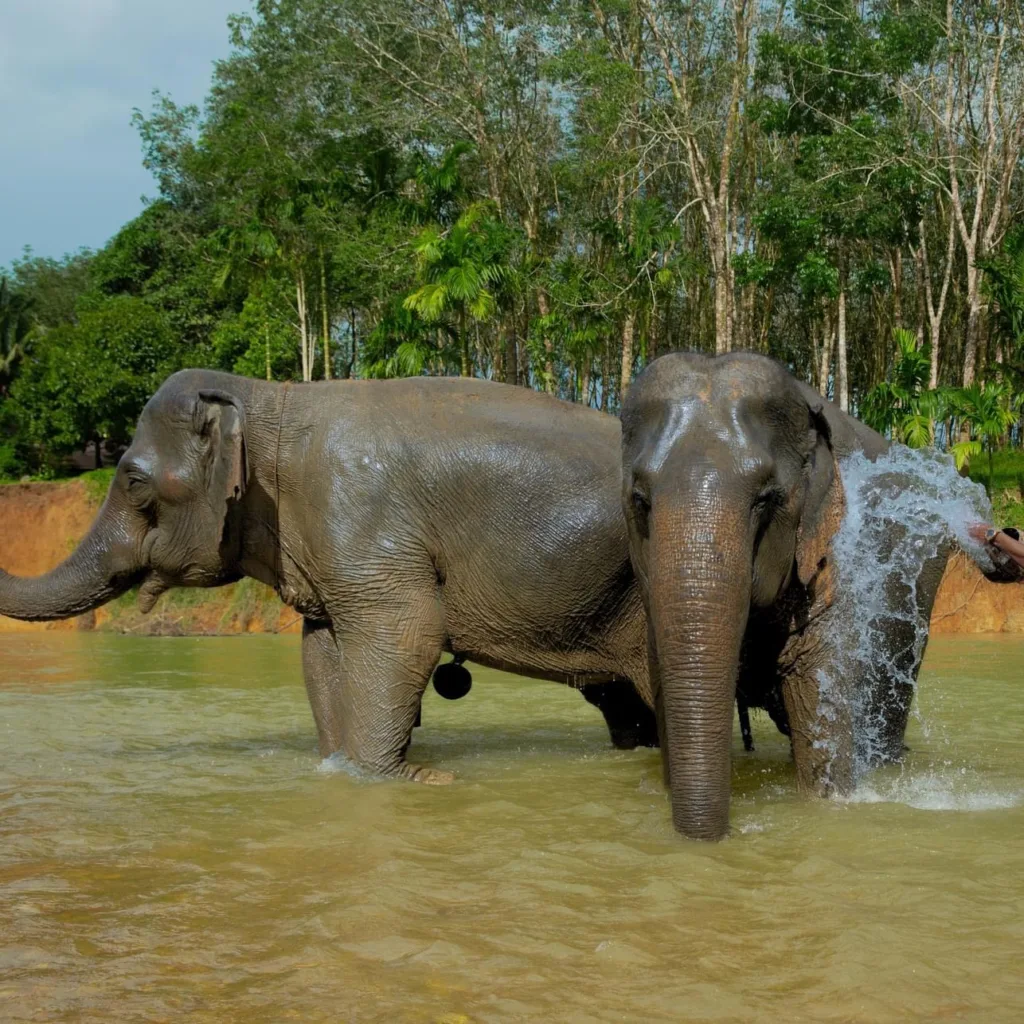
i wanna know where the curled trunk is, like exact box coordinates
[0,497,139,621]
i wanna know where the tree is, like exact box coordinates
[7,297,180,471]
[861,328,938,446]
[945,380,1018,479]
[403,203,514,377]
[0,278,33,395]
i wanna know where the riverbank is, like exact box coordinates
[0,476,300,636]
[0,475,1020,636]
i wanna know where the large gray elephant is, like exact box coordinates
[620,351,953,840]
[0,370,658,780]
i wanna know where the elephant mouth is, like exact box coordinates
[137,572,172,614]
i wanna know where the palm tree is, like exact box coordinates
[861,328,937,446]
[403,142,475,228]
[403,203,512,377]
[944,380,1018,483]
[981,229,1024,360]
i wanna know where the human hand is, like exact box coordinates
[968,523,994,543]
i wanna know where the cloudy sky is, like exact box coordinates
[1,0,243,269]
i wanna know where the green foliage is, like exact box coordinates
[211,278,300,380]
[6,249,94,329]
[0,277,33,393]
[4,0,1024,463]
[861,329,937,446]
[980,228,1024,379]
[404,201,516,376]
[944,381,1019,475]
[6,297,180,471]
[79,468,117,507]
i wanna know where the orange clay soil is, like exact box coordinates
[0,478,1018,636]
[0,479,300,636]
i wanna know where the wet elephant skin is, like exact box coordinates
[0,371,658,785]
[620,351,956,840]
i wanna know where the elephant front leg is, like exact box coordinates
[302,618,346,758]
[329,596,453,785]
[781,662,854,799]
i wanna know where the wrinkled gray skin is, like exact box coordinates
[0,371,658,780]
[621,351,953,841]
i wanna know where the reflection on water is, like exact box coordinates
[1,633,1023,1023]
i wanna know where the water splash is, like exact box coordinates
[843,769,1021,811]
[826,446,995,776]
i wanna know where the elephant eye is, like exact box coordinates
[752,487,784,518]
[124,471,154,509]
[631,489,651,536]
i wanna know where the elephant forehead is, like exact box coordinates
[142,387,198,426]
[635,406,769,482]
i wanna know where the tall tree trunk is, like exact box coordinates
[890,248,903,328]
[460,306,471,378]
[320,247,331,381]
[963,261,981,385]
[713,236,731,354]
[582,360,592,408]
[818,310,833,399]
[297,269,311,383]
[920,214,956,390]
[915,244,927,348]
[601,336,613,411]
[836,284,848,413]
[265,325,271,381]
[536,290,555,390]
[620,312,636,401]
[503,318,518,386]
[349,307,358,379]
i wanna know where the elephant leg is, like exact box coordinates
[329,593,452,785]
[737,699,754,752]
[781,665,854,798]
[579,680,660,750]
[302,617,348,757]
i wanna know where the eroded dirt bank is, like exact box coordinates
[0,480,299,635]
[0,478,1018,636]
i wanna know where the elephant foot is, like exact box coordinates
[405,764,456,785]
[609,726,660,750]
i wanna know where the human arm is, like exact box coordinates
[968,524,1024,569]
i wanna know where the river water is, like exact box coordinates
[1,633,1022,1023]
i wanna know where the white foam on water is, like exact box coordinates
[842,771,1020,811]
[824,446,995,776]
[316,752,374,779]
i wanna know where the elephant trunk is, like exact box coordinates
[648,500,751,841]
[0,493,142,621]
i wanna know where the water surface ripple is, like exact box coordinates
[1,634,1022,1022]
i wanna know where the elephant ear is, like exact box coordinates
[795,401,846,588]
[195,389,248,532]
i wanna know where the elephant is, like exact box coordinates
[0,370,659,781]
[620,350,955,840]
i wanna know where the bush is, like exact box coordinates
[6,295,181,471]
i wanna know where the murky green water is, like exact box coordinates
[1,634,1022,1023]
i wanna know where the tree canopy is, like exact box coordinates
[4,0,1024,476]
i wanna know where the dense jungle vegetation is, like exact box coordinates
[2,0,1023,490]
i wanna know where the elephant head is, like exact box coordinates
[621,352,845,840]
[0,371,252,622]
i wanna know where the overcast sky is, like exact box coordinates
[1,0,244,269]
